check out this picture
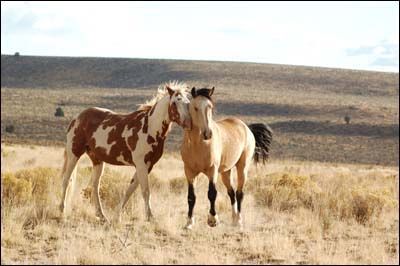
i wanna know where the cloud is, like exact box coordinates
[371,57,398,67]
[346,42,398,56]
[345,39,399,70]
[1,2,398,72]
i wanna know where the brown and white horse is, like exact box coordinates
[60,82,191,223]
[180,87,272,229]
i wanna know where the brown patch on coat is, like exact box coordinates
[67,119,76,133]
[142,114,149,134]
[144,120,171,172]
[149,102,158,116]
[168,102,181,125]
[69,107,149,166]
[147,135,155,144]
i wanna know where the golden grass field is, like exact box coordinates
[1,144,398,264]
[1,55,399,264]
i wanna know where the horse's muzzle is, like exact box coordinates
[182,118,192,130]
[203,130,212,140]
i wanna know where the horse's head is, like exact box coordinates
[166,85,192,130]
[190,87,215,140]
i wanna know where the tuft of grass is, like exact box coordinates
[1,167,59,206]
[79,167,128,209]
[252,172,397,225]
[253,173,322,211]
[169,176,186,194]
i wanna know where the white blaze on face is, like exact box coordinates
[171,92,191,125]
[92,125,116,155]
[199,98,212,132]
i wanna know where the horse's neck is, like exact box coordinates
[147,96,171,137]
[184,121,217,148]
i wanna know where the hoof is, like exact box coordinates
[112,212,122,224]
[207,214,219,227]
[96,213,110,224]
[232,213,243,228]
[146,213,154,222]
[184,217,195,230]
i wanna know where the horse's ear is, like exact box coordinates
[166,86,174,97]
[191,87,196,98]
[209,87,215,97]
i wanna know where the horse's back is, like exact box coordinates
[215,117,255,171]
[67,107,134,159]
[216,117,249,140]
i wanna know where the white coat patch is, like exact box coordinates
[92,125,116,155]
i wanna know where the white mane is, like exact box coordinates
[137,81,189,111]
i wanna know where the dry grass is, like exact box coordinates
[1,144,398,264]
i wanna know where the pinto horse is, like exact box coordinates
[180,87,272,229]
[60,82,191,223]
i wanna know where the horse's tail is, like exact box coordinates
[248,123,273,164]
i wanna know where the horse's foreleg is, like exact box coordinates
[136,165,152,221]
[207,167,219,227]
[184,167,198,230]
[221,170,238,225]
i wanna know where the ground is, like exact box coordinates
[1,144,398,264]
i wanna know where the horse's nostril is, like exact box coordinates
[203,131,212,140]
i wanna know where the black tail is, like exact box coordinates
[248,123,273,164]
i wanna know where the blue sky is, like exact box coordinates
[1,1,399,72]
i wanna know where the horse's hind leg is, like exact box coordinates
[184,166,199,230]
[221,169,238,225]
[91,161,109,223]
[235,154,251,227]
[59,150,79,215]
[116,172,139,222]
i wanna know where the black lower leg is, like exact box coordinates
[208,182,217,216]
[227,188,235,205]
[188,183,196,218]
[236,190,244,212]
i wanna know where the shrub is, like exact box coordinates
[344,115,351,124]
[252,173,397,225]
[169,176,186,193]
[80,167,127,209]
[55,107,64,117]
[1,167,59,206]
[254,173,322,211]
[14,52,20,57]
[5,125,14,133]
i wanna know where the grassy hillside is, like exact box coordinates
[1,55,399,165]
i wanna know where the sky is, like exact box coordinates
[1,1,399,72]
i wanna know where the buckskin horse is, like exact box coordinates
[59,82,191,223]
[180,87,272,229]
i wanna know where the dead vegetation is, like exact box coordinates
[1,55,399,165]
[1,145,398,264]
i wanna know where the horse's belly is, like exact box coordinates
[219,150,242,172]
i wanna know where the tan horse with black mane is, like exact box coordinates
[181,87,272,229]
[60,82,191,223]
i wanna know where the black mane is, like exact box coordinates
[194,88,213,102]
